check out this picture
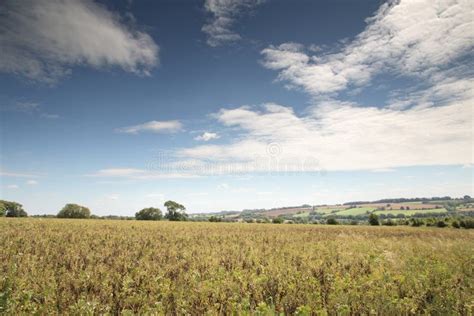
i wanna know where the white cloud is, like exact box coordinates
[1,100,60,118]
[0,170,42,178]
[93,168,145,177]
[26,180,38,185]
[213,0,474,176]
[41,113,60,119]
[0,0,159,84]
[371,168,396,173]
[88,168,198,179]
[105,194,119,200]
[195,132,220,141]
[146,193,165,199]
[175,100,472,173]
[202,0,266,47]
[9,101,40,113]
[261,0,473,96]
[217,183,229,190]
[116,120,183,134]
[7,184,19,189]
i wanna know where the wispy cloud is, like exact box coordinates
[116,120,183,134]
[146,193,165,199]
[40,113,60,119]
[194,0,472,176]
[0,0,159,84]
[195,132,220,141]
[175,100,472,173]
[6,184,19,189]
[1,100,60,118]
[105,194,119,200]
[202,0,266,47]
[26,180,38,185]
[261,0,473,96]
[88,168,198,179]
[0,170,43,178]
[5,101,40,113]
[371,168,396,173]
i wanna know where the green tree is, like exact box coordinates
[1,200,28,217]
[326,218,338,225]
[272,217,284,224]
[164,200,187,221]
[135,207,162,220]
[411,218,424,227]
[460,219,474,229]
[0,202,5,217]
[382,219,396,226]
[368,213,379,226]
[208,216,222,222]
[57,204,91,218]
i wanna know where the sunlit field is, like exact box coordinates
[1,218,473,314]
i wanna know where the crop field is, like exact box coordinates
[360,203,440,210]
[327,207,375,217]
[313,207,346,214]
[373,208,448,216]
[1,218,473,314]
[292,212,311,218]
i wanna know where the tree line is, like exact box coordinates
[0,199,188,221]
[1,198,472,228]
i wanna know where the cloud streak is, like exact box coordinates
[0,170,43,178]
[88,168,198,179]
[116,120,183,134]
[0,0,159,84]
[202,0,266,47]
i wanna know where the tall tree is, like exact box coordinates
[1,200,28,217]
[57,204,91,219]
[368,213,379,226]
[135,207,163,221]
[164,200,187,221]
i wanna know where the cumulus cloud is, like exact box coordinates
[116,120,183,134]
[0,0,159,84]
[202,0,266,47]
[205,0,471,176]
[195,132,220,141]
[261,0,474,96]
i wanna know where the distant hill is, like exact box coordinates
[188,196,473,222]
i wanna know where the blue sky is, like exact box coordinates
[0,0,472,215]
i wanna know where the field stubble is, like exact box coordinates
[0,219,473,314]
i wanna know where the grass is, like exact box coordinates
[327,207,375,217]
[374,208,448,216]
[0,218,473,314]
[314,207,346,214]
[292,212,310,218]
